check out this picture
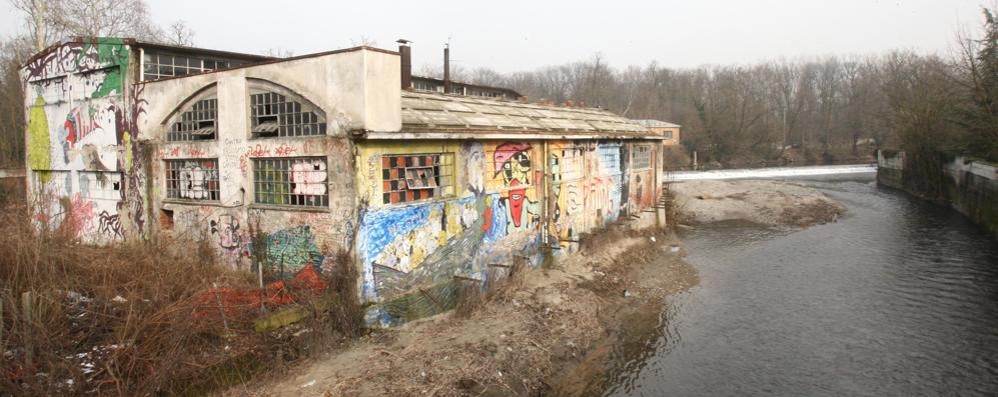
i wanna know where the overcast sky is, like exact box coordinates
[1,0,990,72]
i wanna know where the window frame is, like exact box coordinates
[166,97,218,142]
[247,81,327,139]
[164,158,221,202]
[380,152,455,205]
[631,144,652,170]
[252,156,329,208]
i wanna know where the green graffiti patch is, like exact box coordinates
[79,38,129,99]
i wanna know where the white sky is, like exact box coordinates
[1,0,989,71]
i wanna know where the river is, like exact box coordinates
[603,174,998,396]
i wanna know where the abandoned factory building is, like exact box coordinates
[22,37,674,325]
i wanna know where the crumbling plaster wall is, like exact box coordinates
[138,48,399,273]
[22,38,143,244]
[355,139,660,326]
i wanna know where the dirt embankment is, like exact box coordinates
[670,180,846,227]
[235,228,698,397]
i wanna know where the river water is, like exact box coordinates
[604,175,998,396]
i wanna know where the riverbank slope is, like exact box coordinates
[238,227,697,396]
[239,179,845,396]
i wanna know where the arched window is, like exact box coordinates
[167,86,217,141]
[248,80,326,138]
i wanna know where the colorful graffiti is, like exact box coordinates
[24,39,142,244]
[492,142,540,234]
[25,38,129,95]
[263,226,325,276]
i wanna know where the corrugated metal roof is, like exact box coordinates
[633,119,682,128]
[399,91,655,138]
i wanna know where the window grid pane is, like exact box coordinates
[253,157,328,207]
[165,159,220,201]
[168,98,217,141]
[141,52,246,81]
[381,153,453,205]
[250,92,326,138]
[632,145,651,170]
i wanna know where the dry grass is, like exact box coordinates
[0,204,362,396]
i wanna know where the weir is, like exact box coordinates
[665,163,876,182]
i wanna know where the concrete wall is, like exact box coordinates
[355,139,660,326]
[876,150,904,189]
[22,38,143,243]
[649,126,680,146]
[138,48,400,273]
[878,150,998,239]
[943,157,998,239]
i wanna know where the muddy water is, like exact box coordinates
[603,175,998,396]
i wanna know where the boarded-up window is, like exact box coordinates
[381,153,454,205]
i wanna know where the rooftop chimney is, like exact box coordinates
[397,39,412,89]
[443,43,451,94]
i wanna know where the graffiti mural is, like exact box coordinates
[174,160,218,200]
[290,159,327,195]
[548,143,586,247]
[491,142,540,234]
[459,142,485,195]
[97,210,123,239]
[210,214,242,251]
[24,38,142,244]
[262,226,325,276]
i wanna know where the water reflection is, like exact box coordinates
[604,176,998,396]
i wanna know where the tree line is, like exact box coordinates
[1,2,996,175]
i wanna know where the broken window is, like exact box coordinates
[381,153,453,205]
[78,171,123,200]
[253,157,328,207]
[165,159,220,201]
[168,98,217,141]
[631,144,652,170]
[249,91,326,138]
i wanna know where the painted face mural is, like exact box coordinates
[493,143,532,227]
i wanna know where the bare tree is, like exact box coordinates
[166,20,195,47]
[263,48,294,58]
[50,0,162,41]
[10,0,58,51]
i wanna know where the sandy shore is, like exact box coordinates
[670,179,846,227]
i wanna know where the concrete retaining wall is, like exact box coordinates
[877,150,998,239]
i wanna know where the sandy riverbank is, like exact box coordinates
[670,179,846,227]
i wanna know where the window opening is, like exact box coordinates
[168,98,217,141]
[165,159,220,200]
[381,153,453,205]
[253,157,328,207]
[250,91,326,138]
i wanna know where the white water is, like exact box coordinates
[664,164,876,182]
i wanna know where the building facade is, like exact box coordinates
[23,38,670,326]
[635,119,681,146]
